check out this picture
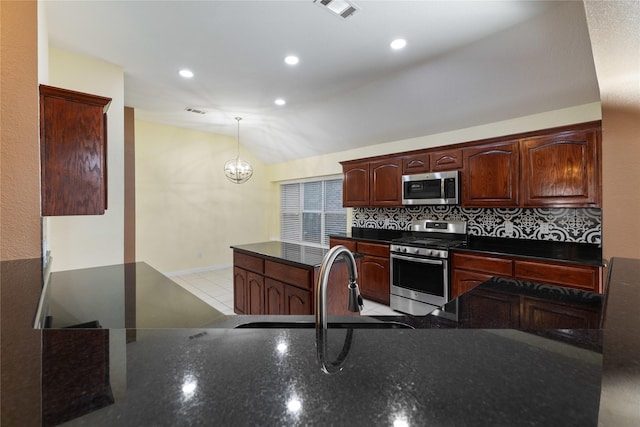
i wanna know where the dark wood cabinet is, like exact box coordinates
[451,250,602,294]
[265,278,286,315]
[341,157,402,207]
[370,158,403,206]
[40,85,111,216]
[329,238,391,306]
[521,297,601,329]
[402,153,430,174]
[341,121,601,209]
[462,141,519,207]
[247,271,265,315]
[431,148,463,171]
[342,161,370,207]
[520,128,600,207]
[233,267,248,314]
[451,252,514,299]
[459,287,521,328]
[285,285,312,315]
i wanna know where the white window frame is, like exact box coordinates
[280,175,346,248]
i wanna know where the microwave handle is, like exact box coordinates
[391,254,444,265]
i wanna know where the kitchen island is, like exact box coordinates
[231,241,361,316]
[3,258,639,425]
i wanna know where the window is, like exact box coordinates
[280,177,346,247]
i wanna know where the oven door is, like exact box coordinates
[390,253,449,307]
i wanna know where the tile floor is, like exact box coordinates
[170,267,398,316]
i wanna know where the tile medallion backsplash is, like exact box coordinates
[352,206,602,245]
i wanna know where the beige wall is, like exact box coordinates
[266,103,602,238]
[585,1,640,262]
[1,0,41,261]
[135,120,271,273]
[46,48,125,271]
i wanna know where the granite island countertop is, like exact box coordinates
[4,258,638,425]
[231,241,330,268]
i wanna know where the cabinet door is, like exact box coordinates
[459,288,520,328]
[247,271,265,315]
[265,278,285,315]
[402,153,430,175]
[431,148,463,171]
[285,285,312,315]
[521,297,601,329]
[233,267,248,314]
[451,269,494,299]
[359,255,390,305]
[462,141,519,207]
[369,158,403,207]
[40,85,111,216]
[520,129,600,207]
[342,162,370,207]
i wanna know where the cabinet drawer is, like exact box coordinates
[329,238,357,252]
[265,260,312,290]
[234,252,264,273]
[452,252,513,276]
[514,260,600,292]
[356,242,390,257]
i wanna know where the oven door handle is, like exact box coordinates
[391,254,444,265]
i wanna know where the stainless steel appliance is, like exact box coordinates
[402,171,460,205]
[390,220,467,315]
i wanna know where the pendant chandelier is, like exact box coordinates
[224,117,253,184]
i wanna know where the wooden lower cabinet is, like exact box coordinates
[233,250,348,316]
[330,238,391,306]
[359,255,390,305]
[459,289,600,329]
[451,269,495,300]
[451,251,602,297]
[265,278,286,315]
[233,267,248,314]
[521,297,600,329]
[247,271,265,315]
[285,285,312,315]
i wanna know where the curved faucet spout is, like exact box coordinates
[315,245,363,330]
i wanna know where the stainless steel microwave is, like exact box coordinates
[402,171,460,205]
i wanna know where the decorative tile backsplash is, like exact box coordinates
[352,206,602,245]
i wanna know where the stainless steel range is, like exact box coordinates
[390,220,467,316]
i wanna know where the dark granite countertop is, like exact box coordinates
[37,262,227,329]
[457,235,604,266]
[3,258,639,425]
[231,241,330,268]
[331,228,603,266]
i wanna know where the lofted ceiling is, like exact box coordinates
[44,0,600,164]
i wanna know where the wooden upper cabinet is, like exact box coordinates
[369,157,403,206]
[40,85,111,216]
[402,153,430,175]
[342,161,370,207]
[431,148,463,171]
[520,129,601,207]
[462,141,519,207]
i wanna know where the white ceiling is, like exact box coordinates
[44,0,600,164]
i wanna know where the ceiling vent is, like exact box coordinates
[314,0,358,19]
[184,107,206,115]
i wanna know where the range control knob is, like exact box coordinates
[412,247,420,255]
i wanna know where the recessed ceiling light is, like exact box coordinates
[284,55,299,66]
[390,39,407,50]
[179,69,194,78]
[275,98,286,106]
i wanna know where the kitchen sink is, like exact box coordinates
[234,320,414,329]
